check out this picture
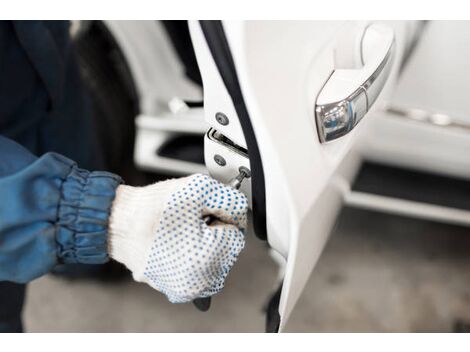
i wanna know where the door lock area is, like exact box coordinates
[205,128,252,207]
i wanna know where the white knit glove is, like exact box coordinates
[107,174,248,303]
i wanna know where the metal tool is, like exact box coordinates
[193,167,251,312]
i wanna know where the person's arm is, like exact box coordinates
[0,135,248,302]
[0,135,121,282]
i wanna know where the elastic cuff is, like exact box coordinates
[56,166,122,264]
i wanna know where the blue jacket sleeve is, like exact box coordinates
[0,136,122,283]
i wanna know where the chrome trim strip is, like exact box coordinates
[387,106,470,132]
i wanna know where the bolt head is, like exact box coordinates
[215,112,229,126]
[214,154,226,166]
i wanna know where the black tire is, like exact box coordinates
[73,21,141,183]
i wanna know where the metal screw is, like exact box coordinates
[215,112,229,126]
[238,166,251,178]
[214,154,226,166]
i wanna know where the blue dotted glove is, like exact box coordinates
[108,174,248,303]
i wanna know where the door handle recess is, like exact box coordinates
[315,24,395,143]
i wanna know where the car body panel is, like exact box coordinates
[190,20,415,330]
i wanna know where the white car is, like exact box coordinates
[74,20,470,332]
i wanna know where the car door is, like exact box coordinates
[189,20,417,332]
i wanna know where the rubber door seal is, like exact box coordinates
[200,21,267,240]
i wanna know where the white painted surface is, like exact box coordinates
[105,21,202,115]
[393,21,470,121]
[363,21,470,179]
[192,20,411,331]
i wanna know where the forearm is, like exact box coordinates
[0,136,121,283]
[0,135,248,303]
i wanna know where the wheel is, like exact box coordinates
[73,21,141,183]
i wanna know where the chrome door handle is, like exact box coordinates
[315,24,395,143]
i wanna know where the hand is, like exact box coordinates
[107,174,248,303]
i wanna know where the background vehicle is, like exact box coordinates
[74,20,470,332]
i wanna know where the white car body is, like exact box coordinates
[101,20,470,331]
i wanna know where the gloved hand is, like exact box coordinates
[107,174,248,303]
